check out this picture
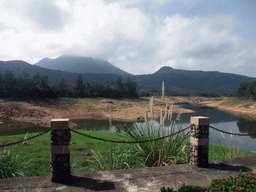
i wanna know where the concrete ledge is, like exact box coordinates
[1,155,256,192]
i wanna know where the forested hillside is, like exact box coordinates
[236,81,256,100]
[0,71,140,99]
[1,59,256,96]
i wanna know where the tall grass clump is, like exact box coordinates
[90,97,191,171]
[89,105,147,171]
[0,147,34,178]
[119,101,190,167]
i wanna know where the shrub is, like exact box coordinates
[161,170,256,192]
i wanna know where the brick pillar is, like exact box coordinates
[50,119,72,184]
[190,116,210,167]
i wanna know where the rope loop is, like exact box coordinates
[69,124,192,144]
[209,125,256,136]
[0,130,50,148]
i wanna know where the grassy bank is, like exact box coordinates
[0,130,255,178]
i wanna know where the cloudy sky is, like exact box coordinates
[0,0,255,77]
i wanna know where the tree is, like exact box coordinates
[16,71,32,97]
[58,79,67,97]
[0,73,3,96]
[124,77,138,98]
[75,75,84,97]
[236,82,250,98]
[116,76,125,97]
[39,76,53,98]
[2,71,18,97]
[245,81,256,99]
[95,82,104,97]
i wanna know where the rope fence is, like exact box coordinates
[1,124,256,148]
[69,125,192,144]
[209,125,256,136]
[0,130,50,148]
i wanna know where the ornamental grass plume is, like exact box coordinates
[168,104,173,121]
[162,81,165,101]
[109,106,112,127]
[160,109,163,127]
[145,110,149,130]
[22,132,28,145]
[150,96,154,120]
[164,104,168,122]
[176,107,182,121]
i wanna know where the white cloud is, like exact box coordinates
[0,0,255,77]
[104,0,168,9]
[0,0,72,32]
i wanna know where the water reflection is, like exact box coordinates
[0,119,50,136]
[237,117,256,138]
[71,118,134,133]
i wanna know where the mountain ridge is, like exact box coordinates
[34,55,131,76]
[1,58,256,95]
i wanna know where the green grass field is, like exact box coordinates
[0,130,255,178]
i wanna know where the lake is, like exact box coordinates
[70,102,256,152]
[1,102,256,151]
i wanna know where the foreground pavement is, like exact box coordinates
[1,155,256,192]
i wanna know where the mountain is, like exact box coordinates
[134,66,256,95]
[153,66,176,74]
[34,55,131,76]
[0,60,128,84]
[1,60,256,96]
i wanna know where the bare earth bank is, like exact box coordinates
[0,96,255,128]
[0,97,194,127]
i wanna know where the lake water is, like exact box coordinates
[1,102,256,151]
[71,102,256,152]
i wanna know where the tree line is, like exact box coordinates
[236,81,256,100]
[0,71,140,99]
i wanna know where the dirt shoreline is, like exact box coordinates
[0,97,194,127]
[0,96,255,128]
[181,97,256,120]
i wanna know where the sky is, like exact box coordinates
[0,0,255,77]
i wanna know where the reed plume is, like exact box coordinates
[176,107,182,121]
[164,104,168,122]
[150,96,154,120]
[162,81,165,101]
[109,106,112,127]
[22,132,28,145]
[160,109,163,129]
[168,104,173,121]
[145,110,149,130]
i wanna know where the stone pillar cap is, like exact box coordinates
[191,116,210,125]
[51,119,69,122]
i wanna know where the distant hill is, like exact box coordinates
[1,60,256,96]
[153,66,176,74]
[0,60,129,85]
[34,55,131,76]
[134,66,256,95]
